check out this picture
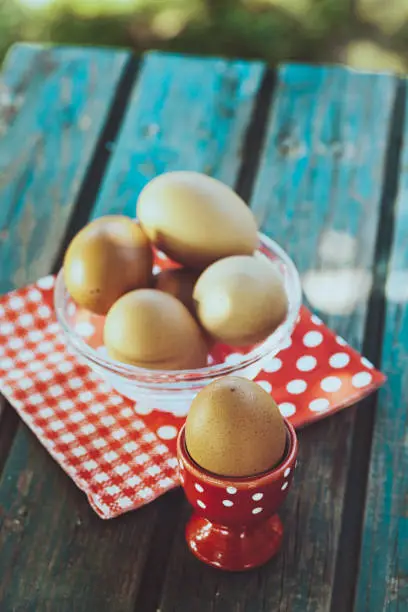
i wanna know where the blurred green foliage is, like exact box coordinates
[1,0,408,72]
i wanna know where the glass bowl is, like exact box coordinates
[54,232,302,416]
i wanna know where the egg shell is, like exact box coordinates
[137,171,259,269]
[185,376,286,477]
[103,289,208,370]
[64,216,153,315]
[154,267,199,316]
[193,255,288,346]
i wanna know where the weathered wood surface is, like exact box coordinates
[0,43,128,293]
[94,51,264,218]
[0,49,265,612]
[355,87,408,611]
[0,46,406,612]
[0,43,132,611]
[155,65,398,612]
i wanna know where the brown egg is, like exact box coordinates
[193,255,288,346]
[104,289,208,370]
[64,216,153,315]
[137,171,258,269]
[185,376,286,477]
[154,268,199,316]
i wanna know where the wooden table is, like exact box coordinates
[0,43,406,612]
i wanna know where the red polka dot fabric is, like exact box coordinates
[0,271,385,519]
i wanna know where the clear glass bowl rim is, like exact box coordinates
[54,232,302,386]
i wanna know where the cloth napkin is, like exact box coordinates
[0,272,385,519]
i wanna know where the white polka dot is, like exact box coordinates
[329,352,350,369]
[197,500,206,509]
[48,353,63,364]
[134,402,152,415]
[352,371,373,388]
[10,296,24,310]
[284,468,291,477]
[361,357,374,369]
[38,341,53,353]
[225,353,243,365]
[28,289,42,302]
[222,499,234,507]
[336,335,347,346]
[28,361,42,372]
[38,306,51,318]
[303,331,323,347]
[20,350,34,362]
[263,357,282,373]
[279,402,296,417]
[194,483,204,493]
[320,376,342,392]
[281,482,289,491]
[75,322,95,337]
[37,275,55,290]
[19,314,34,327]
[28,330,42,342]
[0,323,14,335]
[9,369,23,380]
[252,507,263,515]
[8,338,23,350]
[156,250,166,260]
[153,264,161,274]
[157,425,178,440]
[18,378,34,389]
[252,492,263,501]
[296,355,317,372]
[28,393,43,405]
[311,314,322,325]
[38,371,52,382]
[309,398,330,412]
[286,379,307,394]
[257,380,272,393]
[226,486,237,495]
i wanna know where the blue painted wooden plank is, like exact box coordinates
[93,51,264,218]
[0,43,129,293]
[356,94,408,611]
[251,63,396,346]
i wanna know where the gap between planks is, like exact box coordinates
[51,56,140,273]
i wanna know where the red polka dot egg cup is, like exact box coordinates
[54,232,302,417]
[177,420,298,571]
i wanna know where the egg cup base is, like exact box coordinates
[177,420,298,572]
[186,513,283,571]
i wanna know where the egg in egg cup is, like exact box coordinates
[177,420,298,571]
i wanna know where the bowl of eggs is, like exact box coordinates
[54,171,302,415]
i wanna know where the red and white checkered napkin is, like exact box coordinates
[0,276,385,519]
